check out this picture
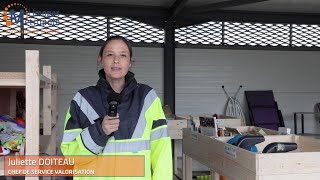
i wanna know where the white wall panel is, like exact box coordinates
[176,48,320,134]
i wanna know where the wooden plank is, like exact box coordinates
[0,79,25,86]
[215,118,243,127]
[298,135,320,151]
[256,135,320,176]
[25,50,40,156]
[183,153,192,180]
[40,74,50,85]
[0,156,3,175]
[167,119,188,139]
[183,130,216,167]
[167,118,188,177]
[258,173,320,180]
[167,119,188,130]
[0,72,25,86]
[26,50,40,180]
[169,129,183,139]
[184,130,257,171]
[42,66,52,135]
[51,73,58,125]
[50,125,57,155]
[0,72,25,79]
[174,139,180,175]
[19,141,26,155]
[257,152,320,176]
[207,149,257,180]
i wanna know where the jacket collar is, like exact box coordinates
[97,69,138,96]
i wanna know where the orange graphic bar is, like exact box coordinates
[4,155,145,177]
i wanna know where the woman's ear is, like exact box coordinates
[98,56,102,64]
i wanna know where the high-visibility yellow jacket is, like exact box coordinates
[61,70,172,180]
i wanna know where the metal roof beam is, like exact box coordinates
[182,0,269,14]
[176,10,320,28]
[166,0,189,21]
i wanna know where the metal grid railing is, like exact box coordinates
[174,22,297,47]
[24,14,108,41]
[110,17,164,43]
[1,10,320,48]
[224,22,290,46]
[1,11,164,43]
[292,24,320,47]
[175,21,222,45]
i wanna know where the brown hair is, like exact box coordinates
[98,35,132,58]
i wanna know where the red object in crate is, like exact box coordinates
[15,117,25,125]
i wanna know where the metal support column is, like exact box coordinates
[164,20,175,113]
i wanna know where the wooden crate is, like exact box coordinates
[167,116,189,139]
[183,128,320,180]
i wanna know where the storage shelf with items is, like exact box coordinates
[0,50,58,179]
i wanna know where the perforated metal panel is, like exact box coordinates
[175,27,187,44]
[292,24,320,47]
[0,11,109,41]
[224,22,290,46]
[24,14,108,41]
[110,17,164,43]
[175,21,222,45]
[0,11,164,43]
[2,9,320,48]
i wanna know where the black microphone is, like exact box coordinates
[107,93,122,117]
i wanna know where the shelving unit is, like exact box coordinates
[0,50,58,180]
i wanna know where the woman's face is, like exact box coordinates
[99,39,132,82]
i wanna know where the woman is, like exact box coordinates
[61,36,172,180]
